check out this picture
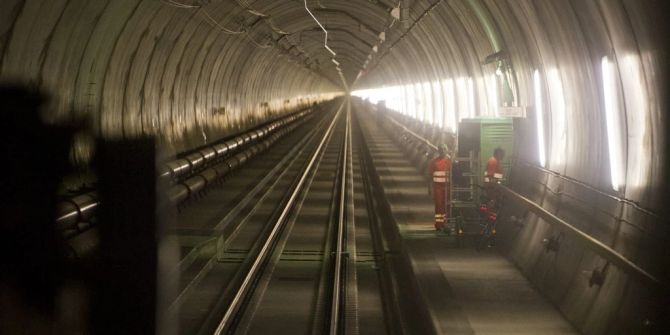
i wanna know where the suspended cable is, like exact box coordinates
[161,0,201,9]
[246,34,273,49]
[365,0,444,76]
[232,0,290,35]
[160,0,329,79]
[200,9,246,35]
[303,0,336,56]
[265,18,289,35]
[234,0,268,17]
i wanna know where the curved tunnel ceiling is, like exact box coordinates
[352,0,668,213]
[0,0,668,210]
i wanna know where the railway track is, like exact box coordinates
[170,99,408,335]
[166,96,457,335]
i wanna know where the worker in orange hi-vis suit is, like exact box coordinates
[428,145,452,231]
[484,147,505,207]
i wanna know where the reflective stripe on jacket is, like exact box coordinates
[433,170,449,183]
[485,157,504,181]
[428,156,452,184]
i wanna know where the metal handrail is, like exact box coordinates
[377,106,665,290]
[517,160,659,219]
[385,114,437,151]
[213,101,346,334]
[499,185,662,288]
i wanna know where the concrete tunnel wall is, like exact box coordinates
[353,1,669,334]
[0,0,342,155]
[0,0,668,334]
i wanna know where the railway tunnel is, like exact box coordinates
[1,0,669,334]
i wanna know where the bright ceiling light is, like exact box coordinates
[547,68,566,167]
[602,56,625,191]
[534,70,546,167]
[444,79,456,130]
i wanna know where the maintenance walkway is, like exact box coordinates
[356,105,577,334]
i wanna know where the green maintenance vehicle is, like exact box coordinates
[447,117,514,247]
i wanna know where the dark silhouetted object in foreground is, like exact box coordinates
[0,84,75,332]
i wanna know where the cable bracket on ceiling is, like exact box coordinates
[304,0,348,90]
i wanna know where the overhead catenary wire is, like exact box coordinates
[303,0,336,57]
[234,0,291,35]
[200,9,246,35]
[303,0,348,90]
[161,0,246,35]
[234,0,268,17]
[366,0,444,75]
[160,0,335,84]
[161,0,201,9]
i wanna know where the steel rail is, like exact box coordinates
[356,122,405,335]
[329,100,351,334]
[213,101,346,334]
[375,104,666,291]
[167,111,334,314]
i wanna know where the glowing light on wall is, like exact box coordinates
[433,81,444,128]
[399,86,408,115]
[533,70,546,167]
[352,76,476,131]
[468,78,476,118]
[621,55,649,188]
[487,74,498,116]
[412,84,421,120]
[456,77,475,120]
[602,56,624,191]
[547,68,566,167]
[407,84,417,118]
[423,82,433,124]
[444,79,456,130]
[392,86,404,113]
[456,78,467,120]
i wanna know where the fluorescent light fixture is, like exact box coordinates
[547,68,566,167]
[423,82,433,124]
[433,81,444,128]
[601,56,624,191]
[622,55,648,188]
[407,84,417,118]
[468,78,476,118]
[456,77,469,120]
[414,83,423,121]
[444,79,456,130]
[352,74,486,132]
[487,74,498,116]
[534,70,546,167]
